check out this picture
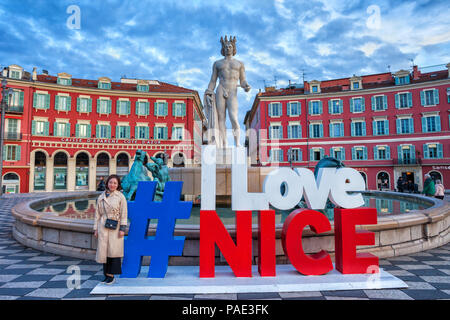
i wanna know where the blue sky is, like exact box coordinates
[0,0,449,143]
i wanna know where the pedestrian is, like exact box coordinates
[97,176,106,191]
[407,180,414,193]
[397,177,404,193]
[422,174,436,197]
[93,174,128,285]
[434,179,445,200]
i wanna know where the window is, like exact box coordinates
[288,148,302,162]
[154,126,168,140]
[32,120,49,136]
[135,126,149,139]
[397,145,416,164]
[329,122,344,137]
[57,78,71,85]
[154,102,168,116]
[352,147,367,160]
[328,99,342,114]
[396,118,414,134]
[309,123,323,138]
[10,71,20,79]
[422,116,441,132]
[312,86,318,93]
[350,98,364,113]
[8,90,24,107]
[33,93,50,109]
[287,102,300,116]
[3,145,20,161]
[137,84,149,92]
[351,121,366,136]
[117,100,130,115]
[373,119,389,136]
[54,122,70,137]
[270,149,283,162]
[96,124,111,138]
[287,124,301,139]
[331,147,345,160]
[268,103,282,117]
[116,125,130,139]
[372,95,387,111]
[135,101,149,116]
[76,124,91,138]
[423,143,443,159]
[77,98,91,113]
[97,99,111,114]
[7,119,18,135]
[395,76,410,85]
[173,102,186,117]
[98,82,111,89]
[374,146,390,160]
[55,96,71,111]
[421,89,439,106]
[352,82,360,89]
[269,125,283,139]
[310,148,324,161]
[172,126,184,140]
[395,92,412,108]
[309,101,322,115]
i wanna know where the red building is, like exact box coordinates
[1,65,205,193]
[244,64,450,191]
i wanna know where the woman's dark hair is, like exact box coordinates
[105,174,122,191]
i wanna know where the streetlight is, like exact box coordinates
[0,78,14,196]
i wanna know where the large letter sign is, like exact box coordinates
[199,146,379,278]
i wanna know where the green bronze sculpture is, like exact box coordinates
[120,150,170,201]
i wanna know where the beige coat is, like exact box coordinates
[94,190,128,264]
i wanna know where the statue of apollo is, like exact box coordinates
[204,36,251,148]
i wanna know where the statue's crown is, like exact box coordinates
[220,35,236,46]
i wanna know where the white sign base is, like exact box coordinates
[90,264,407,295]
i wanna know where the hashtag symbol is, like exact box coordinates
[121,181,192,278]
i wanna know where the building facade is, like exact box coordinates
[245,64,450,191]
[1,65,205,193]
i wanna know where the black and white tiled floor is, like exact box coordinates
[0,194,449,300]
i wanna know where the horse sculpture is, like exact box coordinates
[146,156,171,201]
[121,150,151,200]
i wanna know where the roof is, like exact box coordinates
[36,74,197,94]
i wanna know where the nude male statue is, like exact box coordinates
[204,36,251,148]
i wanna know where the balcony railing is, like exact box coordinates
[5,105,24,113]
[393,158,422,165]
[4,132,22,140]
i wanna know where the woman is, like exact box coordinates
[94,174,128,285]
[422,174,435,197]
[434,180,445,200]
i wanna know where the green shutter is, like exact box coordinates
[75,124,79,137]
[434,89,439,105]
[54,122,58,136]
[395,94,399,108]
[76,97,80,112]
[67,97,71,111]
[374,146,379,160]
[164,102,168,116]
[33,93,37,108]
[350,99,354,112]
[116,126,120,139]
[65,123,70,137]
[126,126,130,138]
[55,95,60,110]
[420,91,425,106]
[145,126,149,139]
[383,95,387,109]
[127,101,131,115]
[154,127,157,139]
[107,100,112,114]
[19,91,24,107]
[437,144,443,158]
[154,102,158,116]
[371,96,375,111]
[15,146,21,161]
[423,144,429,159]
[135,126,139,139]
[96,125,100,138]
[407,92,413,107]
[88,98,92,112]
[87,124,91,137]
[31,121,36,135]
[45,94,50,109]
[107,125,111,138]
[164,126,168,139]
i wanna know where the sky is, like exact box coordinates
[0,0,449,144]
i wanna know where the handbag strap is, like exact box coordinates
[101,195,120,221]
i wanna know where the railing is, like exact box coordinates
[393,158,422,165]
[5,105,24,113]
[4,132,22,140]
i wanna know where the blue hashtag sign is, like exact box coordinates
[121,181,192,278]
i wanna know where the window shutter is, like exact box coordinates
[363,147,367,160]
[420,91,425,106]
[340,123,344,137]
[385,120,389,135]
[395,77,400,85]
[436,116,441,131]
[319,101,323,114]
[145,127,149,139]
[33,93,37,108]
[410,145,416,160]
[87,124,91,137]
[287,103,290,116]
[182,103,186,116]
[361,98,365,112]
[328,100,332,114]
[371,96,375,111]
[96,125,99,138]
[172,102,176,117]
[395,94,399,108]
[77,97,80,112]
[107,125,111,138]
[88,99,92,112]
[329,123,333,137]
[126,126,130,138]
[53,123,58,136]
[339,99,343,113]
[45,94,50,109]
[407,92,413,107]
[319,124,323,137]
[135,126,139,139]
[351,122,355,136]
[164,102,168,116]
[383,95,387,109]
[396,119,401,134]
[19,91,24,107]
[31,121,36,135]
[372,121,377,136]
[374,146,379,160]
[116,126,120,139]
[423,144,429,159]
[153,127,157,139]
[127,101,131,115]
[65,123,70,137]
[55,96,60,110]
[352,147,356,160]
[164,127,168,139]
[15,146,21,161]
[309,149,314,161]
[268,103,272,117]
[308,101,312,115]
[76,124,79,137]
[397,145,402,160]
[409,118,414,133]
[154,102,158,116]
[288,126,292,139]
[422,117,427,132]
[434,89,439,105]
[386,146,390,159]
[437,144,443,158]
[350,98,354,112]
[107,100,112,114]
[97,99,100,113]
[67,97,71,111]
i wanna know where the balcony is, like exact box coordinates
[5,105,24,114]
[4,132,22,141]
[393,158,422,166]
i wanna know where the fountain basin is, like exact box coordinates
[11,191,450,265]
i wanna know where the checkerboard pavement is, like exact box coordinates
[0,193,449,300]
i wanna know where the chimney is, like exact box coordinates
[446,63,450,78]
[32,67,37,80]
[412,65,421,80]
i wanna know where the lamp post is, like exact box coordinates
[0,78,14,196]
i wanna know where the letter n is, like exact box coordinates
[200,210,252,278]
